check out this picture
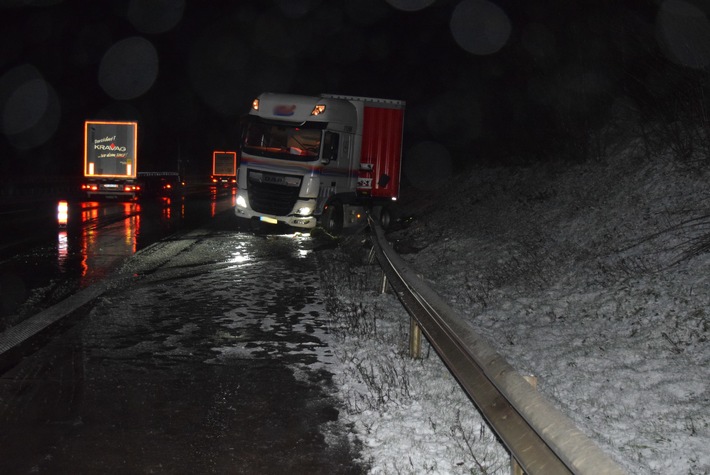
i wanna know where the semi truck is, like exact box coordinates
[211,150,237,186]
[234,93,405,232]
[81,121,140,200]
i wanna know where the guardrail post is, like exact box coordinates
[409,318,422,359]
[511,375,538,475]
[367,246,376,265]
[409,272,424,358]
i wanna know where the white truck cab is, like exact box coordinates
[235,93,404,232]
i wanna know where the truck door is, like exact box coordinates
[323,131,355,187]
[341,133,357,190]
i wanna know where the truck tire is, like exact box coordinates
[236,217,263,233]
[371,205,392,230]
[235,217,251,232]
[378,206,392,230]
[321,202,344,234]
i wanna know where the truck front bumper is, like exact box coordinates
[234,192,317,229]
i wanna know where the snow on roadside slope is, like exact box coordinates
[319,140,708,474]
[384,142,710,474]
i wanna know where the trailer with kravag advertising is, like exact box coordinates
[81,121,140,200]
[234,92,405,232]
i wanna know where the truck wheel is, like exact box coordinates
[235,217,252,232]
[372,206,392,230]
[322,203,344,234]
[379,206,392,230]
[248,218,264,233]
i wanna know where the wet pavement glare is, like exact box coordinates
[0,211,365,474]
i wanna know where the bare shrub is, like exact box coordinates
[637,71,710,164]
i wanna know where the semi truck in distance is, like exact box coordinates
[211,150,237,186]
[81,121,140,200]
[234,93,405,232]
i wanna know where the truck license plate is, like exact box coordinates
[260,216,278,224]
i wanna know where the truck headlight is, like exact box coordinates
[296,206,312,216]
[236,195,247,208]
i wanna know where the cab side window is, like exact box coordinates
[323,132,339,162]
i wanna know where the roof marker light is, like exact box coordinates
[310,104,326,116]
[252,98,260,111]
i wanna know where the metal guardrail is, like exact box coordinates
[367,212,627,475]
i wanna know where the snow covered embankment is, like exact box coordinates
[392,144,710,474]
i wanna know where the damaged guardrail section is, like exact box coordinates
[367,213,627,475]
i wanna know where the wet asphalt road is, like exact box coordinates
[0,199,365,473]
[1,188,236,329]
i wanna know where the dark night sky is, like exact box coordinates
[1,0,708,181]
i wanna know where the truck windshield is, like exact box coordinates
[241,121,322,162]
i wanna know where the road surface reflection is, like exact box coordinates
[55,201,143,285]
[55,193,236,287]
[0,190,235,330]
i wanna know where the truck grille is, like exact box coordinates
[247,171,302,216]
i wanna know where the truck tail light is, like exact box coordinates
[57,200,68,226]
